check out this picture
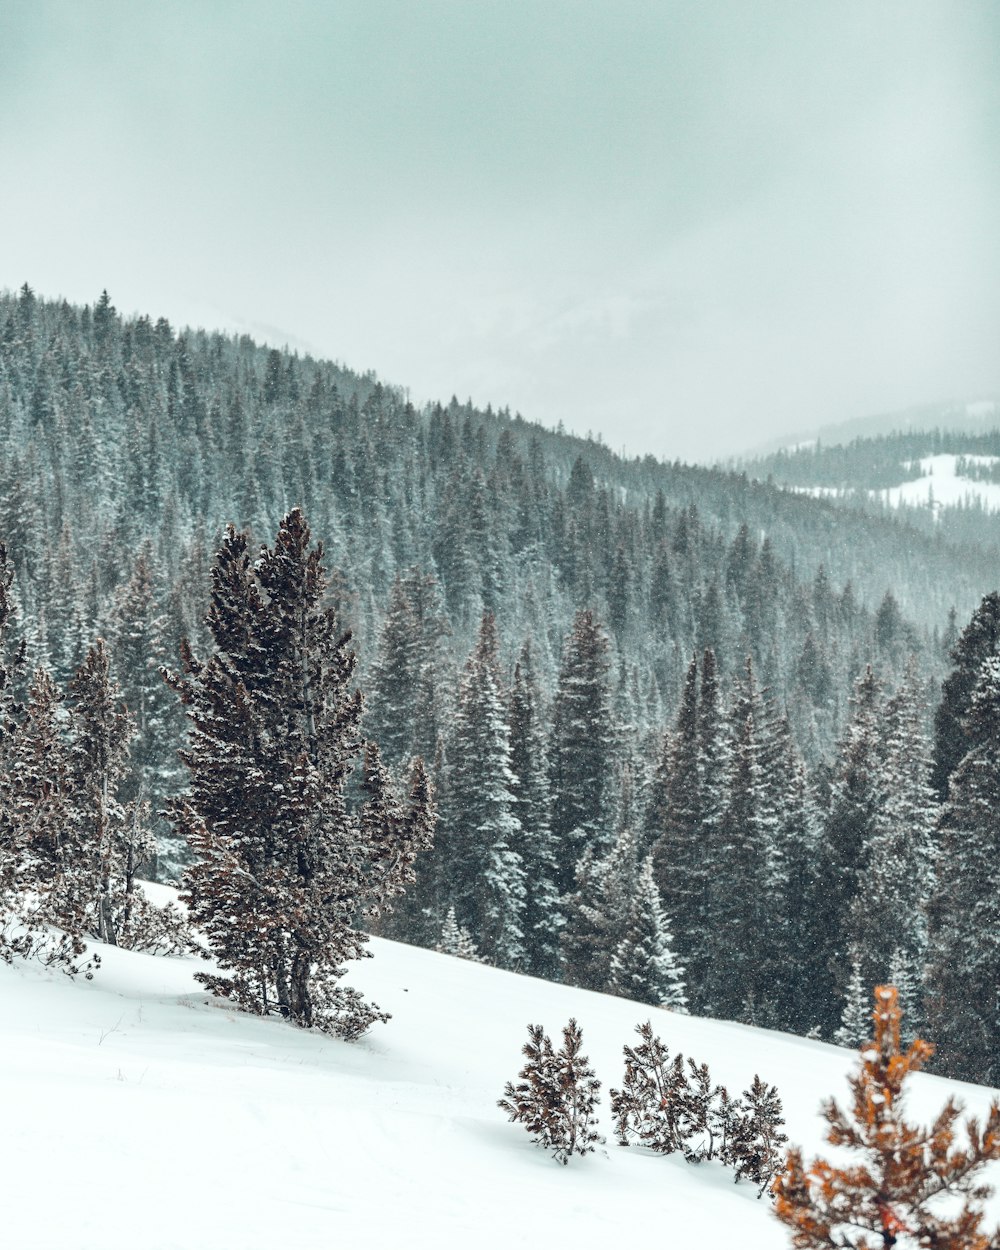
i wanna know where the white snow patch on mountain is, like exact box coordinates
[3,891,999,1249]
[794,453,1000,516]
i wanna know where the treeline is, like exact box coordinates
[3,287,1000,1082]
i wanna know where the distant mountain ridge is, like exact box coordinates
[733,397,1000,461]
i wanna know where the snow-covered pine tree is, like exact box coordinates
[814,665,888,1037]
[834,953,870,1049]
[708,658,776,1024]
[435,611,524,967]
[499,1018,604,1165]
[765,715,826,1035]
[681,1057,722,1161]
[849,657,937,1025]
[105,545,185,881]
[6,665,96,974]
[548,608,616,894]
[727,1075,787,1196]
[925,654,1000,1084]
[508,640,562,979]
[611,1021,688,1153]
[67,638,150,945]
[167,509,432,1039]
[775,985,1000,1248]
[435,905,483,962]
[609,856,687,1010]
[932,590,1000,800]
[560,824,638,992]
[649,654,706,999]
[366,573,419,768]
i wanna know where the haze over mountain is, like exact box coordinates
[3,2,998,462]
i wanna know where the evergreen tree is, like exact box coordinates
[850,658,937,1021]
[611,1022,689,1154]
[435,905,483,962]
[815,666,887,1035]
[727,1075,787,1197]
[708,659,776,1024]
[105,546,185,880]
[932,591,1000,800]
[67,639,149,945]
[650,654,708,1000]
[609,856,687,1010]
[508,641,562,979]
[437,612,524,967]
[560,824,637,992]
[498,1018,604,1165]
[548,609,615,894]
[167,510,432,1039]
[833,953,870,1049]
[775,985,1000,1249]
[925,654,1000,1084]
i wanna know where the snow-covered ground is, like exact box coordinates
[795,453,1000,515]
[4,895,999,1250]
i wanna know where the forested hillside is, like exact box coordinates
[3,285,1000,1077]
[737,426,1000,554]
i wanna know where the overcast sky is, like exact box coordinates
[2,2,998,461]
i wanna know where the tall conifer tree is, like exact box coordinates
[548,609,615,893]
[168,510,432,1039]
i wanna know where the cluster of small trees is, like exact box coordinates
[498,1016,786,1196]
[502,992,1000,1249]
[0,543,187,973]
[611,1021,786,1194]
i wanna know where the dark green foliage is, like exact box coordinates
[168,510,433,1039]
[548,609,616,892]
[932,591,1000,799]
[507,642,562,978]
[434,612,524,967]
[925,654,1000,1083]
[609,856,687,1010]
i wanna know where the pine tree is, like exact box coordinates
[611,1022,689,1154]
[925,654,1000,1083]
[609,856,687,1010]
[727,1075,787,1196]
[435,905,483,962]
[167,510,433,1039]
[508,641,562,979]
[851,658,937,1023]
[548,608,615,893]
[814,666,888,1036]
[4,665,97,975]
[67,639,150,946]
[932,591,1000,800]
[774,985,1000,1249]
[498,1018,604,1165]
[833,953,870,1049]
[436,611,525,967]
[649,654,707,998]
[105,545,185,879]
[709,658,776,1023]
[560,824,637,992]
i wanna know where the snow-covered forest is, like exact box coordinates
[3,286,1000,1090]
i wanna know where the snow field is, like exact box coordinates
[4,902,999,1250]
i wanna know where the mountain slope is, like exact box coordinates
[4,903,999,1250]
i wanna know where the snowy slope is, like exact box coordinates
[794,454,1000,515]
[4,899,999,1250]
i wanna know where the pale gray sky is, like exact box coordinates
[2,1,998,461]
